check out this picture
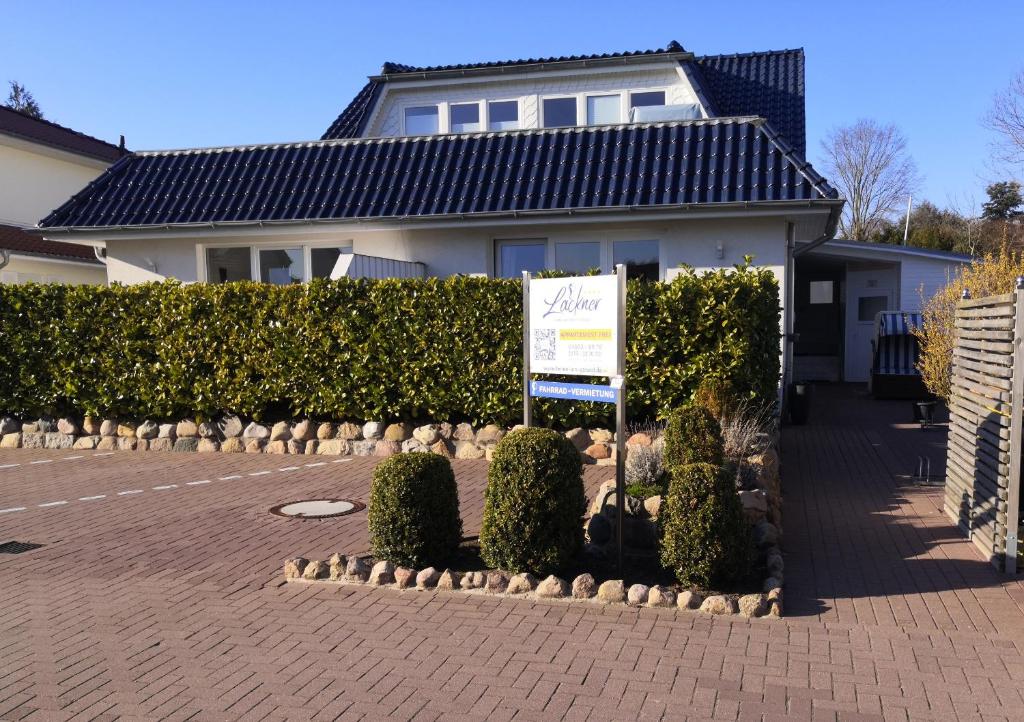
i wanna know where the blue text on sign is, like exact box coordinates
[529,380,619,404]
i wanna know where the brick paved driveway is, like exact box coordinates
[2,387,1024,720]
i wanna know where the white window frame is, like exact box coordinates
[449,101,483,134]
[197,241,354,284]
[494,237,661,279]
[585,93,623,126]
[485,98,522,132]
[628,88,669,110]
[494,238,548,277]
[540,95,582,128]
[402,103,442,135]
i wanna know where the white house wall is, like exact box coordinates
[365,63,700,137]
[0,141,109,227]
[0,255,105,285]
[899,255,965,310]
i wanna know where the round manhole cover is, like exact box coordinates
[269,499,365,519]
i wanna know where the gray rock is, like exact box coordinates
[243,422,270,440]
[56,418,79,436]
[302,560,329,580]
[699,595,737,615]
[627,584,650,606]
[677,590,703,610]
[415,567,440,589]
[158,423,176,439]
[198,422,218,439]
[328,554,347,580]
[316,422,335,440]
[72,435,98,450]
[597,579,626,604]
[36,417,55,433]
[370,560,395,586]
[270,421,291,442]
[0,417,20,436]
[176,419,198,438]
[149,437,173,452]
[362,421,384,440]
[590,428,614,443]
[99,419,117,437]
[352,440,376,456]
[394,567,415,588]
[173,437,199,453]
[643,495,663,519]
[44,432,74,450]
[753,520,779,548]
[198,438,219,453]
[283,558,309,579]
[245,439,264,452]
[438,422,454,440]
[21,432,45,449]
[767,587,783,617]
[506,573,537,594]
[485,571,508,593]
[287,440,305,455]
[455,441,485,460]
[304,440,318,455]
[437,569,460,591]
[336,422,362,440]
[219,415,243,438]
[413,424,441,445]
[453,423,476,441]
[572,574,597,599]
[0,432,21,449]
[476,424,505,446]
[374,440,400,457]
[345,557,371,582]
[384,423,412,442]
[221,437,245,453]
[22,422,40,434]
[401,438,427,453]
[136,420,159,439]
[565,427,590,451]
[317,439,350,456]
[460,571,486,589]
[116,423,136,438]
[536,575,569,599]
[586,514,612,545]
[647,586,676,608]
[738,594,767,618]
[291,420,315,442]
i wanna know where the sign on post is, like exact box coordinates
[522,268,628,572]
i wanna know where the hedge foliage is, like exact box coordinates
[663,404,725,469]
[368,453,462,567]
[479,428,585,575]
[0,263,780,426]
[658,462,753,588]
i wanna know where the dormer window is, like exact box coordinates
[488,100,519,131]
[542,97,577,128]
[450,103,481,133]
[405,105,439,135]
[586,95,621,125]
[630,90,666,110]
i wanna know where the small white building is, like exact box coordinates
[791,240,971,384]
[0,106,124,284]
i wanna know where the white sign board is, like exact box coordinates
[528,274,619,377]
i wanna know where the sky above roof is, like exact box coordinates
[3,0,1021,215]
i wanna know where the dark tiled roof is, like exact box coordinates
[0,223,100,262]
[377,41,687,75]
[320,46,807,155]
[692,49,805,157]
[0,106,125,163]
[40,118,838,231]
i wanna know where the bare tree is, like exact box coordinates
[820,119,921,240]
[986,70,1024,167]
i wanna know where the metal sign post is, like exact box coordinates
[522,265,628,572]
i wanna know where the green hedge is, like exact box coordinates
[369,453,462,567]
[663,404,725,469]
[479,428,585,575]
[0,263,780,426]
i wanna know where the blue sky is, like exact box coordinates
[2,0,1020,213]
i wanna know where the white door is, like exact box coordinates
[844,267,897,382]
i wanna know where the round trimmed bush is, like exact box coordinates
[480,428,585,575]
[658,462,753,588]
[368,453,462,567]
[663,404,724,469]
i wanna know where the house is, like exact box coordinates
[792,240,971,384]
[35,40,846,390]
[0,106,124,284]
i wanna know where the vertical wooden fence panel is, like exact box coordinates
[945,283,1023,572]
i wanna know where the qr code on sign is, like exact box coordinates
[533,329,556,360]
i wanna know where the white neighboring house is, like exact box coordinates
[36,40,847,390]
[0,105,123,284]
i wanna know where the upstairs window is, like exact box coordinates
[542,97,577,128]
[630,90,666,110]
[405,105,439,135]
[450,103,481,133]
[488,100,519,131]
[586,94,620,125]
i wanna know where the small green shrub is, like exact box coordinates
[658,462,753,588]
[692,376,738,421]
[625,482,665,499]
[368,453,462,567]
[480,428,585,575]
[663,404,724,469]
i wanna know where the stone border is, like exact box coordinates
[282,555,784,618]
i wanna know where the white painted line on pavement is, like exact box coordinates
[304,462,327,468]
[331,459,352,463]
[153,484,178,490]
[186,480,211,486]
[0,507,26,514]
[93,452,114,457]
[219,475,241,480]
[63,455,84,461]
[30,460,53,465]
[0,463,20,469]
[279,466,301,471]
[249,471,271,477]
[79,495,106,501]
[117,489,143,496]
[38,501,68,508]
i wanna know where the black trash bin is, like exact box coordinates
[788,383,811,425]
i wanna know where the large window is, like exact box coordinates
[488,100,519,131]
[586,94,620,125]
[205,244,352,284]
[450,103,481,133]
[630,90,666,110]
[554,242,601,274]
[405,105,439,135]
[496,239,546,278]
[613,240,660,281]
[542,97,577,128]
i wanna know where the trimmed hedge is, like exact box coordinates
[368,453,462,567]
[479,428,585,575]
[663,404,724,469]
[658,462,753,588]
[0,263,780,426]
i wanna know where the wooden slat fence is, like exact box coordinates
[945,282,1024,573]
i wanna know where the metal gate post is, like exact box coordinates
[1005,276,1024,573]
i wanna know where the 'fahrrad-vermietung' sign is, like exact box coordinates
[527,275,619,377]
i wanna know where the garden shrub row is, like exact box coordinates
[0,263,780,426]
